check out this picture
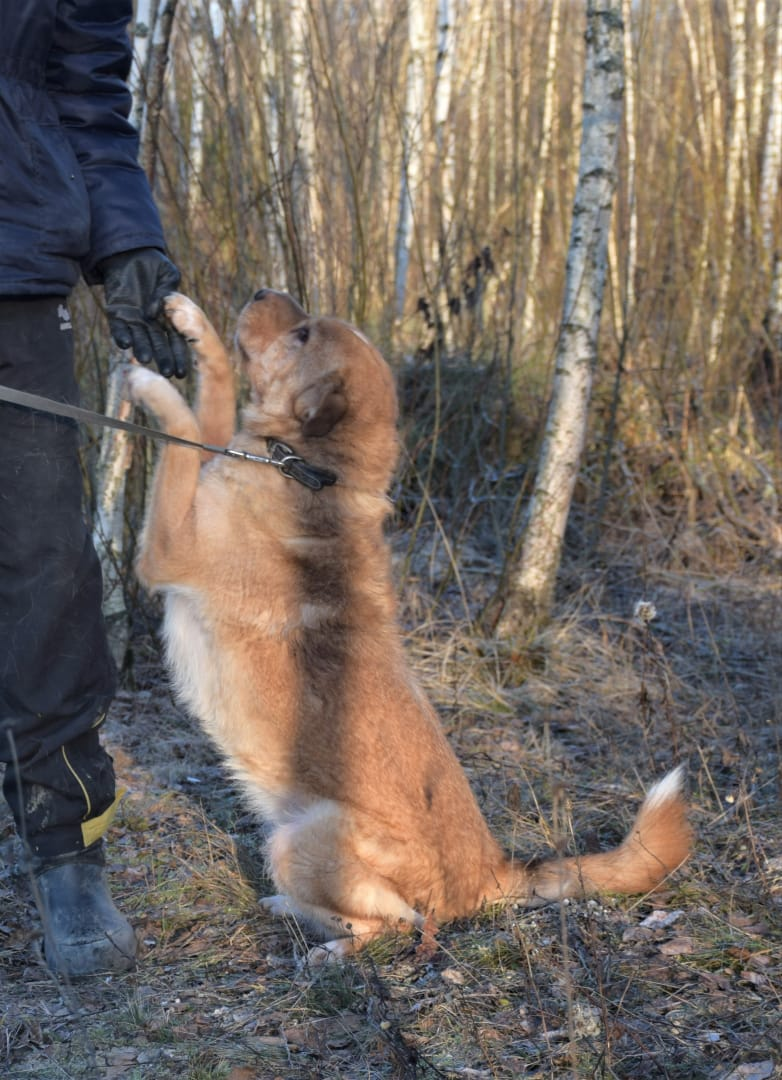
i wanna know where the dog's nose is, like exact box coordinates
[253,288,270,302]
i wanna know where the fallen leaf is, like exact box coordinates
[721,1062,775,1080]
[622,925,654,943]
[728,912,769,935]
[241,1036,287,1052]
[640,909,685,930]
[103,1048,140,1067]
[748,952,772,968]
[697,970,733,991]
[739,970,768,987]
[284,1013,364,1052]
[727,946,754,962]
[659,936,695,956]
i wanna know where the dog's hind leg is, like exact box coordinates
[259,893,404,965]
[264,803,424,963]
[164,292,236,450]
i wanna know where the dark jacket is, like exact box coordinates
[0,0,167,297]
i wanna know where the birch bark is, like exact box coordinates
[394,0,428,320]
[185,6,208,217]
[749,0,766,150]
[432,0,455,351]
[498,0,624,639]
[619,0,637,322]
[288,0,319,309]
[760,0,782,348]
[521,0,561,341]
[679,0,709,158]
[466,6,487,223]
[706,0,747,373]
[92,0,178,666]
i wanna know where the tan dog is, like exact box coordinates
[127,290,692,962]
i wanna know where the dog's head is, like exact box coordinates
[235,289,399,489]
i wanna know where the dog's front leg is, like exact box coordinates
[126,366,202,587]
[164,292,236,452]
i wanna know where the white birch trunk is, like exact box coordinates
[394,0,428,321]
[521,0,561,341]
[255,0,285,280]
[288,0,319,308]
[432,0,455,351]
[465,6,486,220]
[759,0,782,261]
[620,0,637,321]
[186,6,208,216]
[498,0,624,638]
[706,0,748,371]
[749,0,766,150]
[487,7,497,227]
[760,0,782,345]
[700,0,725,168]
[92,0,160,666]
[679,0,714,365]
[679,0,709,158]
[130,0,154,133]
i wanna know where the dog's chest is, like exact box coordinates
[162,588,222,732]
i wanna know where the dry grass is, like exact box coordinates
[2,538,781,1079]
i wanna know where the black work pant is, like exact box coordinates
[0,297,117,860]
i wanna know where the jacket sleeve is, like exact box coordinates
[46,0,168,280]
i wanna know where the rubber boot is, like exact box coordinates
[33,845,137,977]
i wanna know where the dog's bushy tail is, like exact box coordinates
[498,768,692,906]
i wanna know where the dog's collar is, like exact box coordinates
[264,438,337,491]
[0,382,337,492]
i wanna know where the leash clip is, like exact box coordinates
[266,439,337,491]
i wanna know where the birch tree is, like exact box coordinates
[521,0,561,341]
[760,0,782,351]
[288,0,319,308]
[432,0,455,351]
[394,0,428,320]
[184,6,208,217]
[706,0,747,373]
[92,0,150,664]
[93,0,178,665]
[497,0,624,639]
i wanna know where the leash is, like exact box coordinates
[0,383,337,492]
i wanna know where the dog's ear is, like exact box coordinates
[295,374,347,437]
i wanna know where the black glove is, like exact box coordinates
[99,248,190,378]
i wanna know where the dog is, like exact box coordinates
[127,289,692,962]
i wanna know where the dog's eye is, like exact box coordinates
[294,325,310,344]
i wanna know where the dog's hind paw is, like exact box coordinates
[305,938,357,966]
[259,894,297,918]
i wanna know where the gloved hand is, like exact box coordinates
[99,248,190,378]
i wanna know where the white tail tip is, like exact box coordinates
[643,766,685,809]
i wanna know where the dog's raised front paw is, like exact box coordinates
[125,363,165,405]
[125,363,193,432]
[163,292,211,345]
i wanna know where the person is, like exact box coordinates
[0,1,190,977]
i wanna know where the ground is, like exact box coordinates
[1,548,781,1079]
